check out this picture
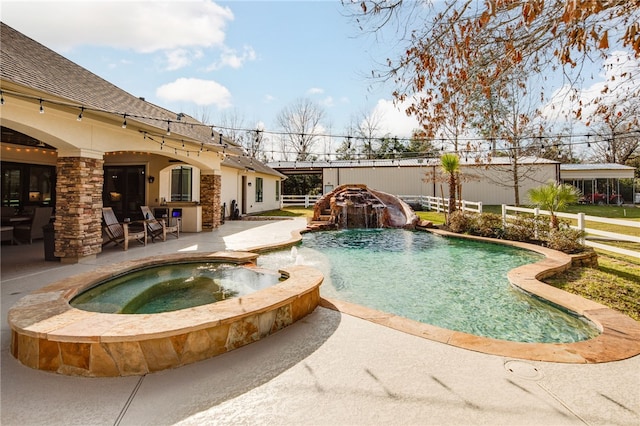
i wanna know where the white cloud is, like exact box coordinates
[156,78,232,108]
[2,1,234,53]
[307,87,324,95]
[165,49,204,71]
[320,96,335,107]
[540,51,640,125]
[207,45,257,70]
[263,94,276,103]
[371,98,421,137]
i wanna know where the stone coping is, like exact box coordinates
[8,251,323,376]
[321,229,640,363]
[242,223,307,254]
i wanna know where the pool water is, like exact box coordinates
[71,263,281,314]
[258,229,599,343]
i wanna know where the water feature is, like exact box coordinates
[313,184,418,229]
[71,262,281,314]
[258,229,599,343]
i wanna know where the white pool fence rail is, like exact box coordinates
[281,194,322,208]
[281,194,484,213]
[502,205,640,259]
[398,195,483,214]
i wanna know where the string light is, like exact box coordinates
[122,114,127,129]
[3,89,637,161]
[77,107,84,121]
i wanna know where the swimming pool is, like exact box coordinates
[258,228,599,343]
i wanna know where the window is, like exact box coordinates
[255,177,263,202]
[103,165,145,219]
[171,166,192,202]
[1,162,56,209]
[275,181,280,201]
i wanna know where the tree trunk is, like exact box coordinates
[512,159,520,206]
[448,174,457,215]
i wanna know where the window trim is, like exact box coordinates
[255,177,263,203]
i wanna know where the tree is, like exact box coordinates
[406,129,437,157]
[376,135,406,159]
[355,108,385,159]
[527,181,580,230]
[336,117,360,160]
[276,98,326,161]
[464,61,547,206]
[440,153,460,220]
[345,1,640,143]
[246,127,266,159]
[217,108,247,148]
[335,135,358,160]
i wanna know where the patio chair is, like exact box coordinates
[140,206,179,242]
[102,207,147,250]
[14,207,53,244]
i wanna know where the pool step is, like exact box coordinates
[307,220,335,231]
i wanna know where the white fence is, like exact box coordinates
[282,193,484,213]
[280,194,322,208]
[502,205,640,258]
[398,195,483,214]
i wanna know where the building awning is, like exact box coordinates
[560,163,636,180]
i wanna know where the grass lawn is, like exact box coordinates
[253,206,314,218]
[251,205,639,320]
[543,255,640,321]
[416,210,446,225]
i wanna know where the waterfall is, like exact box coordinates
[318,184,417,229]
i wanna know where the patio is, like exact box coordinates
[1,218,639,425]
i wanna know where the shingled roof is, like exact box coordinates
[0,22,240,153]
[223,155,287,179]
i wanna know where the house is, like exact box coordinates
[0,23,283,262]
[221,155,286,217]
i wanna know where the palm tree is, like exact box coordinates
[527,181,581,230]
[440,153,460,220]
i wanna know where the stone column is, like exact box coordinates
[200,173,221,230]
[54,156,104,263]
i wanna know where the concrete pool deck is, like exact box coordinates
[2,218,639,425]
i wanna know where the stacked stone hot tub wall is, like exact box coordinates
[8,252,323,377]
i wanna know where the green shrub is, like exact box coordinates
[447,210,475,233]
[445,211,585,254]
[546,228,586,253]
[474,213,504,238]
[503,215,550,242]
[504,215,535,241]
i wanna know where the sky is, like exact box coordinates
[2,0,637,160]
[1,1,419,140]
